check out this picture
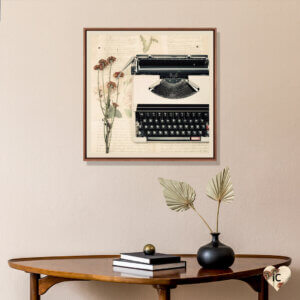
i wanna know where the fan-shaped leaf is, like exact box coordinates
[158,178,196,212]
[206,167,234,203]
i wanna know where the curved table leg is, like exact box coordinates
[39,276,80,295]
[153,285,176,300]
[258,275,268,300]
[30,274,40,300]
[238,275,268,300]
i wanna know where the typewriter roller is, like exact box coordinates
[131,55,209,99]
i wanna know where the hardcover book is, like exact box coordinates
[113,259,186,271]
[113,266,186,278]
[120,252,181,264]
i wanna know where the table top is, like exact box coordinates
[8,254,291,286]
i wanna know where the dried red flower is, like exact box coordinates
[113,71,124,78]
[107,56,116,64]
[112,102,119,108]
[94,65,100,70]
[98,59,108,69]
[107,81,117,89]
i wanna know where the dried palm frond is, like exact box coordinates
[206,167,235,232]
[158,178,195,212]
[206,167,235,203]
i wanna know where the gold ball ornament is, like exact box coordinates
[143,244,156,255]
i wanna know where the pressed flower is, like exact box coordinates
[107,56,116,64]
[107,81,117,89]
[95,55,123,154]
[98,59,108,69]
[113,71,124,78]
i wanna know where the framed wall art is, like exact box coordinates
[84,28,217,161]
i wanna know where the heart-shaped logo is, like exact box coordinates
[263,266,291,291]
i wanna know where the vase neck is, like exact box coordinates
[211,232,220,244]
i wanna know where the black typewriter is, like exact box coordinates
[130,54,210,142]
[135,104,209,141]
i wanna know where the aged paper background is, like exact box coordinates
[86,31,214,158]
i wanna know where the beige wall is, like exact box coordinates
[0,0,299,299]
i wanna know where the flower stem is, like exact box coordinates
[191,204,213,233]
[108,74,121,150]
[110,77,120,128]
[101,70,106,105]
[97,71,105,115]
[107,64,112,107]
[216,201,221,233]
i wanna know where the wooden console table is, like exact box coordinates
[8,254,291,300]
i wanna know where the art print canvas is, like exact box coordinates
[84,28,216,160]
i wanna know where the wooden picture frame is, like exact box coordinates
[84,28,217,161]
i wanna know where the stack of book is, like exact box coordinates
[113,252,186,276]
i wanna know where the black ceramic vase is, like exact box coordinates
[197,233,235,269]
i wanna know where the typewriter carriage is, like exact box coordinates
[131,55,209,99]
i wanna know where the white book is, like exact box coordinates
[113,266,186,278]
[113,259,186,271]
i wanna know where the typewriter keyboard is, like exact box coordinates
[135,104,209,141]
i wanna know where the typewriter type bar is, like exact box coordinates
[135,104,209,142]
[131,55,209,76]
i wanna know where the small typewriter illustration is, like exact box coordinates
[130,55,210,142]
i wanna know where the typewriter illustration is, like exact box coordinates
[131,54,210,142]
